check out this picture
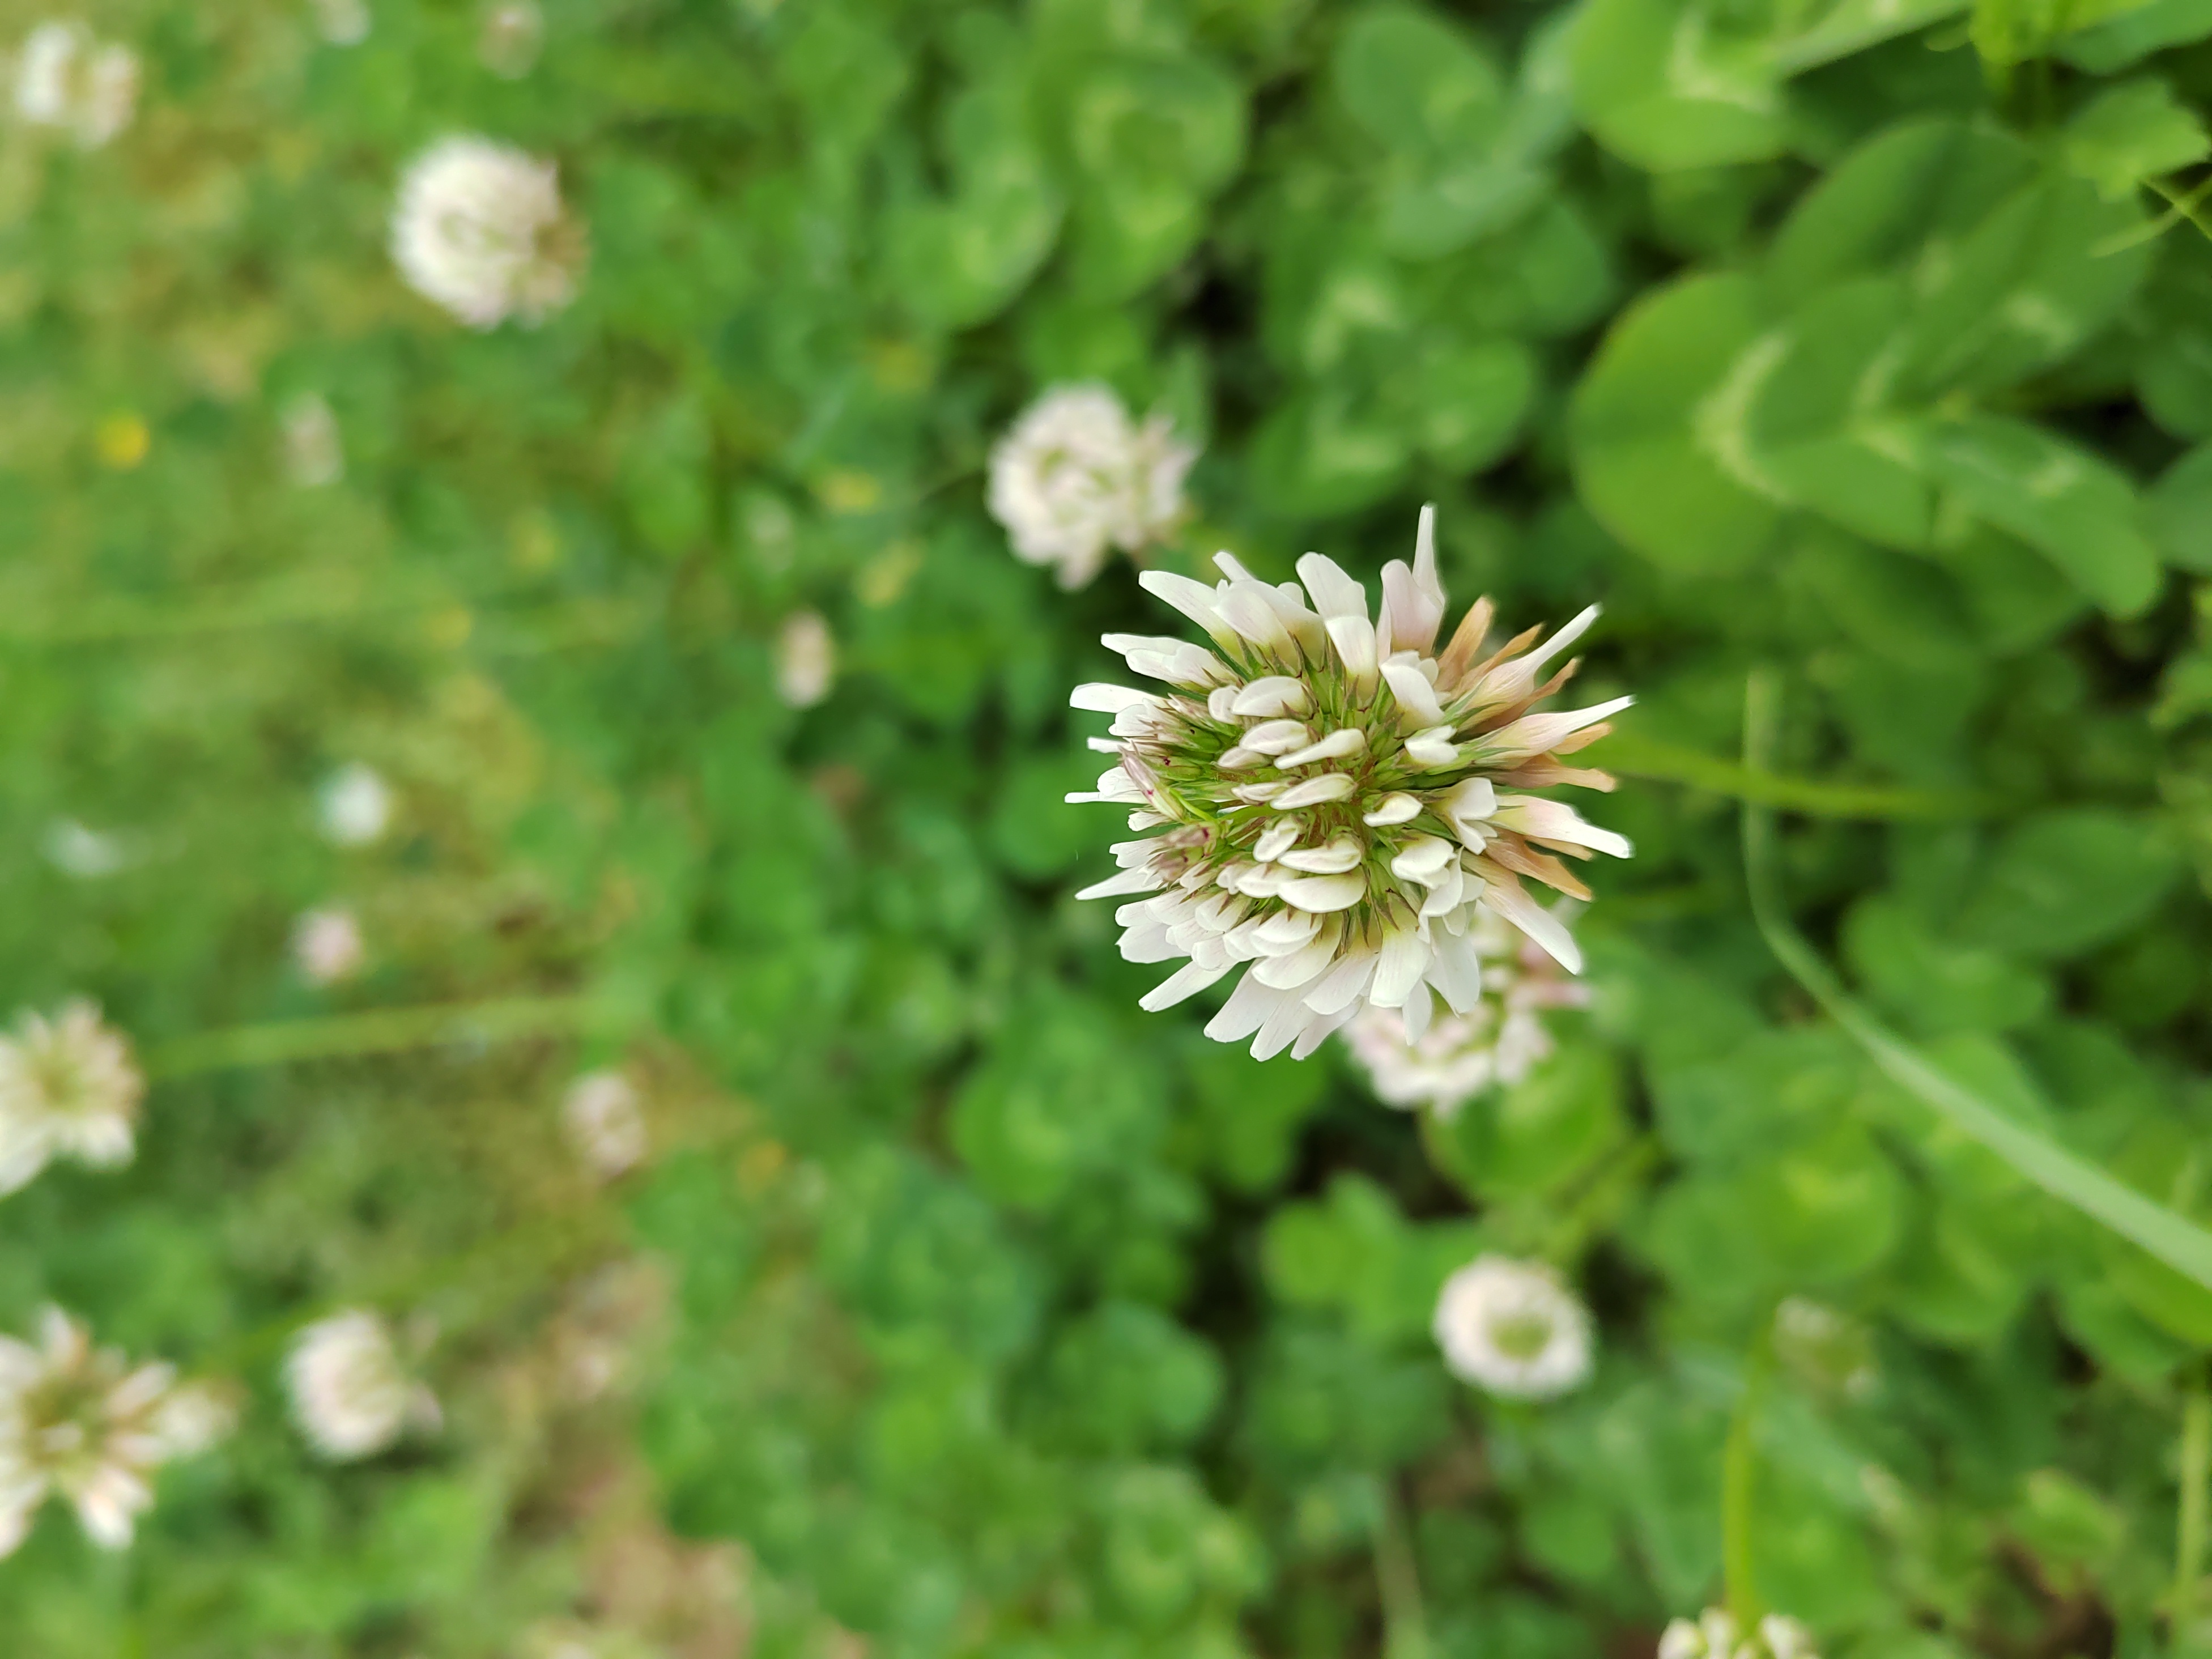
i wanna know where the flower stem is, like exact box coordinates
[1606,728,1994,820]
[1740,669,2212,1292]
[1372,1477,1432,1659]
[1722,1324,1773,1629]
[143,993,603,1079]
[2179,1371,2211,1651]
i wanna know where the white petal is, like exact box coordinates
[1139,569,1232,634]
[1304,946,1381,1015]
[1370,928,1433,1007]
[1252,820,1301,863]
[1117,924,1181,964]
[1477,695,1635,761]
[1290,1002,1360,1060]
[1273,774,1358,809]
[1250,908,1321,952]
[1277,834,1363,875]
[1295,553,1369,623]
[1508,604,1600,686]
[1279,871,1367,912]
[1323,614,1380,690]
[1217,582,1295,653]
[1435,780,1496,849]
[1070,682,1158,713]
[1077,866,1164,901]
[1400,982,1435,1043]
[1252,926,1339,989]
[1242,718,1312,755]
[1492,794,1634,858]
[1363,793,1423,827]
[1205,971,1289,1044]
[1428,926,1484,1013]
[1389,835,1455,883]
[1231,677,1312,718]
[1250,996,1325,1061]
[1381,661,1448,729]
[1140,959,1233,1011]
[1404,730,1460,767]
[1482,887,1582,973]
[1277,728,1367,768]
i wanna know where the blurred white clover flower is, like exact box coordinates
[1069,505,1630,1061]
[318,762,393,846]
[479,0,544,78]
[774,610,836,709]
[1344,906,1589,1118]
[391,136,582,329]
[286,1311,440,1462]
[291,907,366,985]
[281,393,344,487]
[12,21,138,149]
[1432,1254,1593,1400]
[1660,1609,1820,1659]
[0,1000,143,1197]
[0,1308,233,1556]
[41,818,132,879]
[988,384,1196,589]
[562,1069,646,1182]
[308,0,370,46]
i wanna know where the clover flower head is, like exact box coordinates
[42,818,131,879]
[988,384,1196,589]
[0,1308,233,1556]
[14,21,138,149]
[286,1311,439,1462]
[391,135,582,329]
[318,762,392,846]
[1345,905,1589,1117]
[292,907,366,985]
[1070,507,1630,1060]
[775,611,836,709]
[0,1000,143,1197]
[1660,1609,1820,1659]
[1432,1254,1594,1400]
[562,1069,646,1182]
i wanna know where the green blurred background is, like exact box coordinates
[6,0,2212,1654]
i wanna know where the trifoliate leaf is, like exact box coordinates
[2062,77,2209,199]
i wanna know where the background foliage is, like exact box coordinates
[6,0,2212,1654]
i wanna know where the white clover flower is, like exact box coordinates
[280,393,344,487]
[479,0,544,78]
[0,1001,143,1197]
[318,762,392,846]
[562,1070,646,1182]
[1660,1609,1820,1659]
[1070,506,1631,1061]
[41,818,131,879]
[1432,1254,1593,1400]
[308,0,370,45]
[988,384,1196,589]
[13,22,138,149]
[1344,905,1589,1117]
[391,135,582,329]
[291,908,366,985]
[0,1308,233,1556]
[775,610,836,709]
[286,1311,440,1462]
